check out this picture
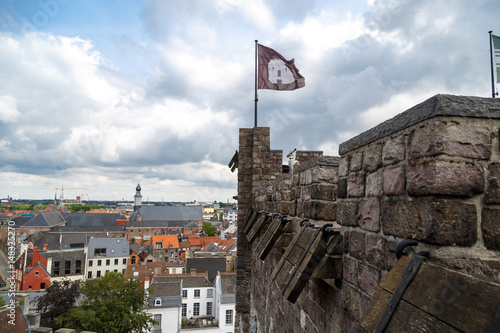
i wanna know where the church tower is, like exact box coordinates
[134,183,142,212]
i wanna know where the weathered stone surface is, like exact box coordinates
[337,201,358,226]
[357,262,381,296]
[341,283,368,322]
[338,178,347,199]
[365,169,383,197]
[365,233,386,269]
[481,208,500,251]
[350,152,363,172]
[381,199,477,246]
[310,200,337,221]
[437,257,500,281]
[339,156,349,177]
[407,163,484,197]
[383,166,406,196]
[312,166,339,184]
[485,163,500,204]
[409,120,491,160]
[343,256,358,286]
[347,173,365,197]
[363,144,382,173]
[383,134,406,166]
[348,231,365,260]
[357,198,380,232]
[310,184,337,201]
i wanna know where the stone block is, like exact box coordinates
[310,184,337,201]
[383,134,406,165]
[357,262,381,296]
[341,283,369,322]
[337,201,358,227]
[363,143,382,173]
[348,231,365,260]
[312,166,339,184]
[350,152,363,172]
[485,163,500,204]
[339,156,349,177]
[343,256,358,286]
[383,166,406,196]
[409,120,491,160]
[407,162,484,197]
[482,208,500,251]
[310,200,337,221]
[357,198,380,232]
[338,178,347,198]
[347,173,365,197]
[381,199,477,246]
[366,169,383,197]
[365,233,386,269]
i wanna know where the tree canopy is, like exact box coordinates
[34,279,80,329]
[56,272,155,333]
[202,222,216,236]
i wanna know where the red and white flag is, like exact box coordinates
[258,43,305,91]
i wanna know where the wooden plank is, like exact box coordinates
[271,226,308,281]
[385,295,461,333]
[400,261,500,333]
[358,286,392,332]
[255,216,281,259]
[243,211,260,234]
[246,214,270,242]
[378,254,411,293]
[275,233,293,249]
[311,254,342,280]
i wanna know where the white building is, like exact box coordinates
[215,272,236,333]
[147,280,182,333]
[86,237,129,279]
[222,208,237,223]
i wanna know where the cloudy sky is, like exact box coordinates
[0,0,498,202]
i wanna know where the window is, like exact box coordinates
[225,310,233,324]
[96,271,101,278]
[153,314,161,330]
[35,271,38,276]
[155,242,162,249]
[97,260,102,266]
[88,271,92,279]
[182,304,187,317]
[40,283,45,290]
[53,261,60,276]
[194,289,200,298]
[89,260,93,267]
[70,243,84,248]
[123,258,127,265]
[94,248,106,257]
[76,260,81,274]
[193,303,200,316]
[207,302,212,316]
[182,290,187,298]
[106,259,110,266]
[207,289,213,298]
[155,299,161,306]
[65,261,71,275]
[114,259,119,265]
[131,256,136,264]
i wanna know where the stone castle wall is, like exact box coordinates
[236,95,500,333]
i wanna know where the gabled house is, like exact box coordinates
[13,247,50,291]
[151,235,180,263]
[146,280,182,333]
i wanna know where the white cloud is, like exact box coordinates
[0,95,19,123]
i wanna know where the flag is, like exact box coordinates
[493,34,500,83]
[258,43,305,91]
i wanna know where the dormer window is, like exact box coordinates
[155,299,162,306]
[155,242,162,249]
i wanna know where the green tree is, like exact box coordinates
[33,203,45,211]
[56,272,155,333]
[202,222,216,236]
[34,279,80,329]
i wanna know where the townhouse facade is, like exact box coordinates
[86,236,129,279]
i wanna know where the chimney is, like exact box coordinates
[15,294,30,315]
[43,244,48,251]
[26,313,41,329]
[190,269,196,276]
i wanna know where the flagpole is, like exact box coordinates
[489,31,496,98]
[254,40,258,127]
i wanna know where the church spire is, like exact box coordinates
[134,183,142,212]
